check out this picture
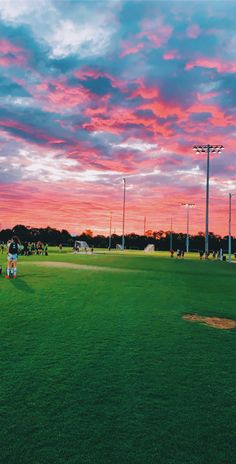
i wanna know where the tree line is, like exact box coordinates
[0,224,233,252]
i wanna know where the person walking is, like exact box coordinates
[6,236,21,279]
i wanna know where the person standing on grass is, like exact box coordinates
[6,236,21,279]
[43,243,48,256]
[199,250,204,259]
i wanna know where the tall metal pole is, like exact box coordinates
[180,203,195,252]
[228,193,236,263]
[205,145,210,254]
[186,206,190,253]
[193,144,224,254]
[108,211,112,249]
[144,216,146,236]
[170,217,173,251]
[229,193,232,263]
[122,178,126,250]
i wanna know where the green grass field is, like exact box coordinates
[1,250,236,464]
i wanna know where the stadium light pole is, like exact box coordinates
[108,211,112,249]
[170,217,173,251]
[122,178,126,250]
[180,203,195,252]
[193,144,224,253]
[228,193,236,263]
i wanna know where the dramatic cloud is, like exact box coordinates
[0,0,235,235]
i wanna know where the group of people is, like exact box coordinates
[170,248,228,260]
[21,241,48,256]
[73,245,94,254]
[199,250,226,260]
[1,237,49,279]
[170,249,185,258]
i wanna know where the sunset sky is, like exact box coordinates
[0,0,236,236]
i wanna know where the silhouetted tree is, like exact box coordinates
[0,224,232,251]
[12,225,31,242]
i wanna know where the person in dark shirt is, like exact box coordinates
[6,236,21,279]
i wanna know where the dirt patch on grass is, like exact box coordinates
[183,313,236,330]
[20,261,138,273]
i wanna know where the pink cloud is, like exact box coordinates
[48,83,90,107]
[33,77,104,112]
[196,91,219,101]
[0,39,28,67]
[128,79,159,100]
[139,99,185,121]
[186,24,201,39]
[120,41,144,58]
[74,68,126,92]
[163,49,180,60]
[84,103,109,117]
[0,55,27,68]
[68,144,137,173]
[45,81,91,108]
[228,165,236,172]
[81,117,122,136]
[185,57,236,74]
[187,102,230,127]
[0,39,23,55]
[0,119,65,145]
[138,17,173,47]
[0,168,233,236]
[0,180,137,234]
[82,104,173,137]
[35,82,49,91]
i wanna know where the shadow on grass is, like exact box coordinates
[9,277,35,293]
[20,273,51,279]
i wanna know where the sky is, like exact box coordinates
[0,0,236,236]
